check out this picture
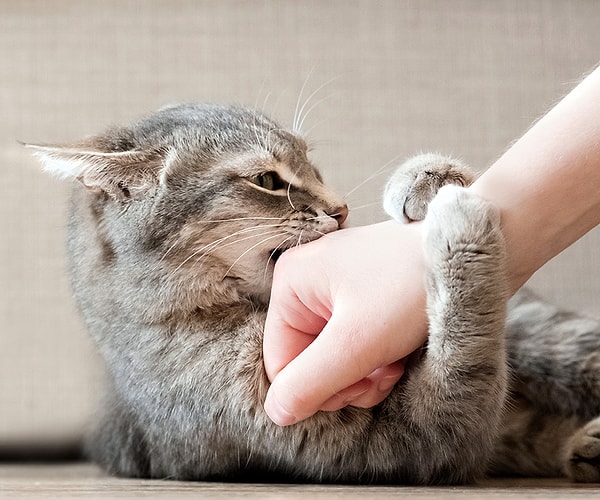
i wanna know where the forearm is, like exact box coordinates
[263,67,600,425]
[470,65,600,292]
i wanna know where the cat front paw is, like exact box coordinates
[383,153,474,223]
[423,184,503,260]
[566,417,600,482]
[422,184,507,308]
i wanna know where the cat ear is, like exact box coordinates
[26,142,166,201]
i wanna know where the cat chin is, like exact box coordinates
[226,262,275,304]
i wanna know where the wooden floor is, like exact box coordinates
[1,463,600,499]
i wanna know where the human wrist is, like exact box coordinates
[468,177,542,293]
[469,66,600,294]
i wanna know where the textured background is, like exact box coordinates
[1,0,599,449]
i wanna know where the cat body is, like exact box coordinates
[31,104,600,484]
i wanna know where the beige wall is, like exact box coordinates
[1,0,599,448]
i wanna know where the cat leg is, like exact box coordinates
[383,153,475,223]
[506,288,600,419]
[492,397,600,482]
[394,185,509,483]
[85,391,151,478]
[565,416,600,482]
[491,395,581,478]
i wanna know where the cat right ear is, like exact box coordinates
[25,142,166,201]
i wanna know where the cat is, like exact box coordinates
[29,103,600,484]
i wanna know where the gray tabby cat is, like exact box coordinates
[29,104,600,484]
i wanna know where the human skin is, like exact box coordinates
[263,65,600,426]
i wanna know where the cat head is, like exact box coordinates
[28,104,348,306]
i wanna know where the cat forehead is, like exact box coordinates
[136,104,283,143]
[132,104,308,156]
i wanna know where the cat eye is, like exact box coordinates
[249,172,286,191]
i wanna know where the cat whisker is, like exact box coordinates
[262,234,296,280]
[191,225,287,261]
[293,67,315,133]
[296,94,333,135]
[250,98,282,154]
[159,218,290,263]
[158,239,183,264]
[343,154,405,200]
[348,201,382,212]
[263,126,285,154]
[263,127,273,153]
[166,225,286,278]
[251,86,266,142]
[293,75,341,134]
[252,77,268,112]
[286,182,296,211]
[195,216,286,223]
[192,228,284,270]
[250,110,270,153]
[256,115,286,155]
[302,119,329,141]
[252,122,267,153]
[260,91,273,117]
[295,229,304,248]
[161,225,265,265]
[286,161,305,211]
[264,128,286,155]
[179,229,284,285]
[222,232,287,280]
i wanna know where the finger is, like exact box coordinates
[264,308,393,426]
[262,253,330,383]
[262,300,327,383]
[365,360,405,392]
[319,360,405,412]
[263,320,321,383]
[346,361,406,408]
[318,379,372,412]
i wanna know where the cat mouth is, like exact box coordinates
[268,234,321,263]
[268,227,336,264]
[268,241,302,263]
[269,248,286,262]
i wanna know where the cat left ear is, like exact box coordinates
[25,142,166,201]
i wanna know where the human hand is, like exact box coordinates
[265,65,600,426]
[263,220,429,426]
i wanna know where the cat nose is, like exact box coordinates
[329,204,349,227]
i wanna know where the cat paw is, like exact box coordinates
[424,184,502,249]
[383,153,474,223]
[422,185,505,285]
[565,417,600,482]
